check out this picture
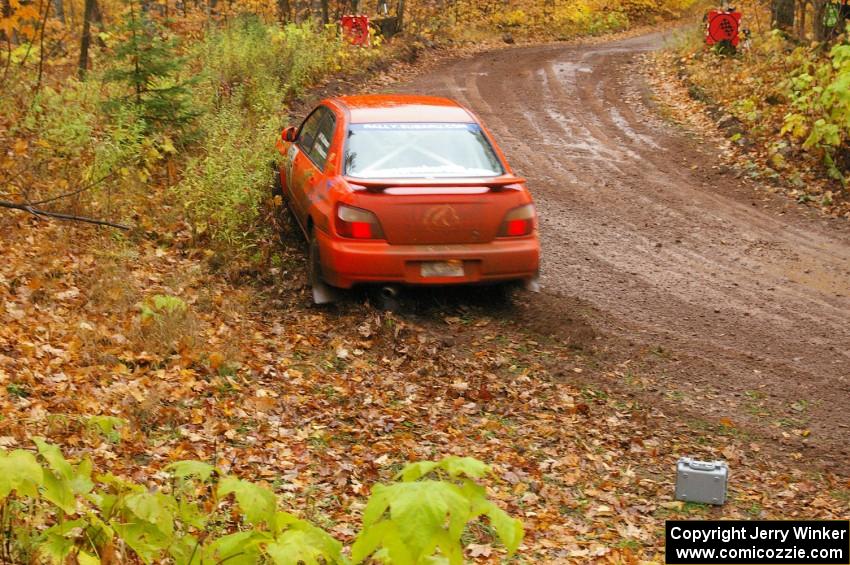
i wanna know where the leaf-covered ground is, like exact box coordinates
[2,207,849,563]
[3,21,850,563]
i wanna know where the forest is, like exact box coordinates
[1,0,849,561]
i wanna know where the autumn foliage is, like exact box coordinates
[3,0,850,563]
[667,15,850,217]
[0,445,521,563]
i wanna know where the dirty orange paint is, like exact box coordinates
[275,94,539,290]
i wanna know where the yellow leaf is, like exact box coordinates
[17,6,39,19]
[209,352,225,370]
[160,136,176,154]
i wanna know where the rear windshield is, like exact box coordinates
[344,123,505,179]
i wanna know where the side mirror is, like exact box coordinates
[282,126,298,142]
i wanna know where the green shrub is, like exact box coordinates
[104,4,198,131]
[1,73,148,222]
[0,442,523,564]
[195,18,348,116]
[135,293,197,354]
[196,17,290,117]
[175,18,369,251]
[174,101,278,249]
[88,103,147,185]
[782,36,850,183]
[23,82,98,161]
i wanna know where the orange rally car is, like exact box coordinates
[274,94,540,303]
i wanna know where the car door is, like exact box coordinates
[291,106,336,229]
[285,108,324,227]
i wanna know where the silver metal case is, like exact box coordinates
[675,458,728,505]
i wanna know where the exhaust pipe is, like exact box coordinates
[380,285,400,300]
[376,285,401,311]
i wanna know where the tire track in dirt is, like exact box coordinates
[386,32,850,470]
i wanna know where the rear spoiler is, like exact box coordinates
[344,176,526,191]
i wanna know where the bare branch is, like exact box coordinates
[0,199,131,229]
[27,172,115,206]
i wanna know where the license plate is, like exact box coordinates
[421,260,464,278]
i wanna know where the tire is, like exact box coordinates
[308,229,322,288]
[490,281,519,307]
[308,228,340,305]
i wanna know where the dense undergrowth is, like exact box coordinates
[0,1,704,262]
[670,24,850,217]
[411,0,699,42]
[7,2,849,564]
[0,445,521,564]
[1,15,391,257]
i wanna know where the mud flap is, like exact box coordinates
[309,230,342,305]
[524,275,541,293]
[312,279,342,305]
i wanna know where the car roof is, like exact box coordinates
[332,95,476,124]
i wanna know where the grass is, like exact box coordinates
[744,389,771,417]
[774,417,807,429]
[581,387,608,401]
[6,383,30,398]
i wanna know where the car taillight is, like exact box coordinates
[499,204,536,237]
[335,204,385,239]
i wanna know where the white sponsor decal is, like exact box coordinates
[361,123,471,130]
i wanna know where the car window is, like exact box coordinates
[307,111,336,169]
[344,123,504,178]
[297,108,324,154]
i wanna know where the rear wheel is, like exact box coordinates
[490,281,520,306]
[308,229,321,286]
[308,228,340,305]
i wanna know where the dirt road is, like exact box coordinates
[390,33,850,468]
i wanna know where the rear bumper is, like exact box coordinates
[316,230,540,289]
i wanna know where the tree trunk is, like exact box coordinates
[795,0,807,39]
[812,0,827,39]
[91,0,106,46]
[77,0,96,79]
[395,0,403,31]
[1,0,11,43]
[35,0,51,88]
[772,0,794,30]
[52,0,65,23]
[277,0,290,22]
[320,0,328,23]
